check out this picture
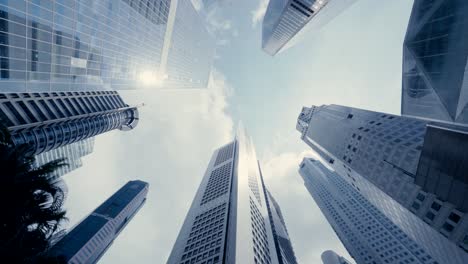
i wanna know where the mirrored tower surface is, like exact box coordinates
[161,0,215,89]
[0,0,172,91]
[402,0,468,125]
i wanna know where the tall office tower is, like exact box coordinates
[0,91,139,156]
[262,0,357,56]
[161,0,215,89]
[321,250,351,264]
[301,158,440,264]
[0,0,171,91]
[35,137,95,180]
[296,104,468,263]
[263,187,298,264]
[402,0,468,125]
[167,128,297,264]
[49,180,149,263]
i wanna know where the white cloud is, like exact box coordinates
[261,150,354,263]
[251,0,269,28]
[63,69,234,263]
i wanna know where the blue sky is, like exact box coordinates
[63,0,414,263]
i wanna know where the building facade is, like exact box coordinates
[262,0,357,56]
[301,158,439,264]
[0,90,139,155]
[263,189,298,264]
[35,136,94,180]
[297,104,468,263]
[49,180,149,263]
[321,250,351,264]
[161,0,215,89]
[402,0,468,125]
[0,0,171,91]
[167,128,297,264]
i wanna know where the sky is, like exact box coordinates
[63,0,414,263]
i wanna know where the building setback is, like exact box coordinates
[402,0,468,125]
[301,158,439,264]
[297,104,468,263]
[0,91,139,156]
[167,127,297,264]
[262,0,357,56]
[48,180,149,264]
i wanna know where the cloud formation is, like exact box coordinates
[251,0,269,28]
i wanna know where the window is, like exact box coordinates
[416,193,425,202]
[425,212,435,221]
[411,202,420,210]
[448,213,461,223]
[431,202,441,211]
[442,223,454,232]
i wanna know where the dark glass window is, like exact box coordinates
[425,211,435,221]
[442,223,454,232]
[431,202,442,211]
[448,213,461,223]
[416,193,425,202]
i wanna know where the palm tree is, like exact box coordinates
[0,125,68,263]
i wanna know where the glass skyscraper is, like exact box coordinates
[161,0,215,89]
[35,136,95,180]
[0,0,171,91]
[402,0,468,125]
[0,90,139,155]
[300,158,439,264]
[49,180,149,263]
[167,127,297,264]
[297,104,468,263]
[262,0,357,56]
[0,0,214,91]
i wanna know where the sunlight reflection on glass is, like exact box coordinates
[138,70,168,87]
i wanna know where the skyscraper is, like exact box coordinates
[0,91,139,156]
[297,104,468,263]
[35,137,95,180]
[167,127,297,264]
[0,0,171,91]
[0,0,214,91]
[161,0,215,89]
[300,158,440,264]
[321,250,351,264]
[264,189,298,264]
[49,180,149,263]
[262,0,357,56]
[402,0,468,125]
